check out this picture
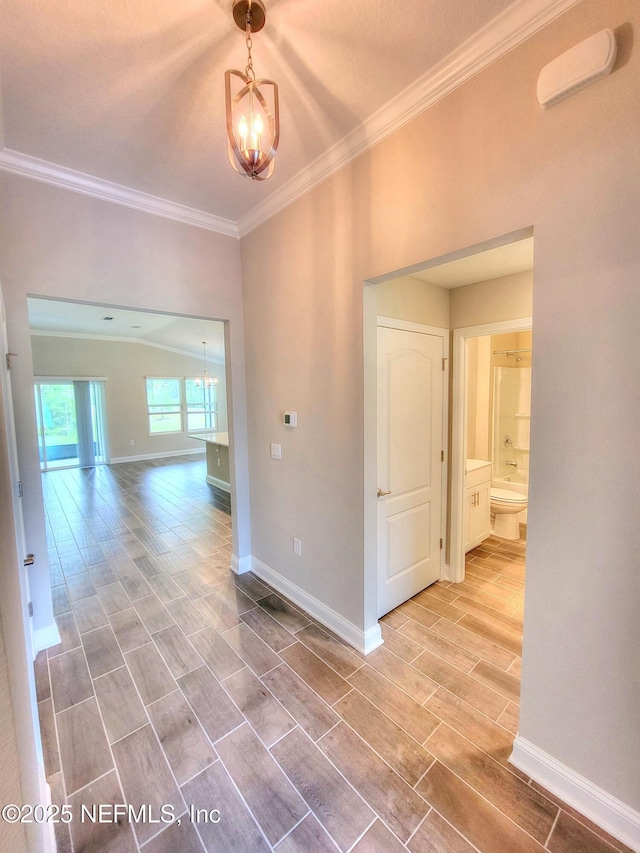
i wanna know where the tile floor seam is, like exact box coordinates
[293,629,365,672]
[343,815,379,852]
[218,672,298,752]
[411,649,518,710]
[340,679,436,752]
[431,807,485,853]
[351,658,433,711]
[260,656,347,721]
[421,688,515,750]
[411,756,437,792]
[422,750,554,849]
[198,739,277,852]
[323,717,431,811]
[398,631,482,676]
[136,811,196,852]
[404,804,433,847]
[543,806,562,849]
[268,727,374,852]
[270,809,313,850]
[423,718,537,794]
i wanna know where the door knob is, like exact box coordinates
[377,488,392,498]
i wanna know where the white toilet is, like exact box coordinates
[490,487,528,539]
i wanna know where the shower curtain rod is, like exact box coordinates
[492,348,532,355]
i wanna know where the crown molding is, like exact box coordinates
[29,330,225,364]
[0,148,239,238]
[236,0,580,236]
[0,0,579,239]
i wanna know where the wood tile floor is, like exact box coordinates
[34,457,631,852]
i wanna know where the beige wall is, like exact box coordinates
[374,275,449,328]
[241,0,640,817]
[0,175,250,665]
[450,270,533,329]
[31,336,228,461]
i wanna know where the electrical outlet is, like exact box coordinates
[293,537,302,556]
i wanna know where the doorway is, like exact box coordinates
[34,379,108,470]
[363,229,534,644]
[450,318,532,582]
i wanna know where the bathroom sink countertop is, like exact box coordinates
[466,458,492,473]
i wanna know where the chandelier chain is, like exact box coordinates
[245,13,255,80]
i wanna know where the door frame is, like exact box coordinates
[0,284,57,852]
[450,317,532,582]
[363,301,449,641]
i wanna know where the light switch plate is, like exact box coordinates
[270,443,282,460]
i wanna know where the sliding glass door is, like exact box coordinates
[34,380,108,470]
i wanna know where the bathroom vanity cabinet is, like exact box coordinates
[464,460,492,553]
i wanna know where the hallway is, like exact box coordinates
[34,458,628,852]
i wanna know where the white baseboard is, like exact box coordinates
[230,554,252,575]
[109,448,204,464]
[40,776,57,853]
[205,474,231,493]
[250,556,383,655]
[32,622,61,657]
[510,736,640,852]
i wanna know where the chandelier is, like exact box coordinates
[195,341,214,388]
[225,0,279,180]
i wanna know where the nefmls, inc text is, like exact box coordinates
[80,804,221,825]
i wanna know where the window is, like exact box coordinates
[185,378,217,432]
[145,377,218,435]
[146,378,182,434]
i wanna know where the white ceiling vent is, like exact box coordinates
[537,28,617,108]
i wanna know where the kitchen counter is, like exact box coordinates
[188,430,229,447]
[189,431,230,492]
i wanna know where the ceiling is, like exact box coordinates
[412,236,534,288]
[1,0,545,228]
[27,298,227,363]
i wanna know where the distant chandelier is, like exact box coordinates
[225,0,279,180]
[195,341,214,389]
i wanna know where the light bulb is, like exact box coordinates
[238,115,248,147]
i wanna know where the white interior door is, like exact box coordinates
[377,323,444,617]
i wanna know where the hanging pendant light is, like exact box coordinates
[200,341,213,389]
[225,0,279,181]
